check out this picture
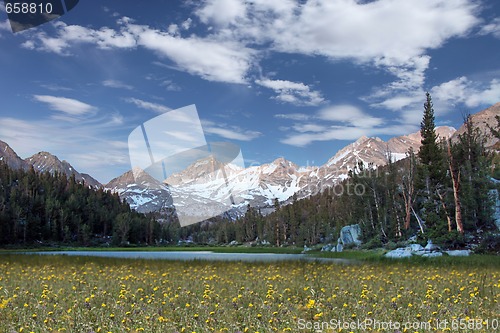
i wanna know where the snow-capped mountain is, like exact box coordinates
[26,152,101,188]
[4,101,499,220]
[106,126,458,215]
[106,167,173,213]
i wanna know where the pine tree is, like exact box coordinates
[417,93,447,235]
[418,93,444,187]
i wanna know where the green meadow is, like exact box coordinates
[0,254,498,333]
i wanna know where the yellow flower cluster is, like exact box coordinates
[0,255,497,332]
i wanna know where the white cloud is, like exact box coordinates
[202,120,261,141]
[18,0,482,99]
[256,78,325,106]
[365,76,500,127]
[39,83,73,91]
[195,0,478,63]
[292,123,328,133]
[281,127,369,147]
[479,18,500,39]
[432,77,500,108]
[0,19,10,32]
[318,105,383,128]
[22,19,254,84]
[134,23,254,84]
[274,113,310,121]
[21,21,137,55]
[465,80,500,107]
[278,104,388,147]
[181,18,193,30]
[0,116,130,183]
[200,0,478,105]
[102,79,133,90]
[196,0,247,26]
[161,80,181,91]
[33,95,96,117]
[281,122,421,147]
[125,98,172,114]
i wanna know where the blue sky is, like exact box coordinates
[0,0,499,183]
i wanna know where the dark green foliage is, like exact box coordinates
[0,162,158,247]
[418,93,445,186]
[475,233,500,254]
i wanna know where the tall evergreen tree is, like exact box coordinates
[416,93,447,235]
[418,93,444,188]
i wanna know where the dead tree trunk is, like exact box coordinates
[436,189,452,232]
[402,149,416,230]
[448,141,464,234]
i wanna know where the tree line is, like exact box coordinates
[1,94,498,250]
[201,94,499,249]
[0,164,159,246]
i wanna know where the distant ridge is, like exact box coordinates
[25,151,101,188]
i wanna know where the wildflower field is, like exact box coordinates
[0,254,498,333]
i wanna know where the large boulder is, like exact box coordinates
[408,244,424,252]
[385,248,413,258]
[336,242,344,252]
[339,224,362,246]
[424,240,440,252]
[321,244,333,252]
[422,252,443,258]
[444,250,471,257]
[489,189,500,230]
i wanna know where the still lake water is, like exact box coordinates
[15,251,352,263]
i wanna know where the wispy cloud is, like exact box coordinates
[431,77,500,109]
[0,116,129,183]
[274,113,311,121]
[479,17,500,39]
[278,104,403,147]
[125,97,172,114]
[102,79,133,90]
[33,95,96,117]
[255,78,325,106]
[202,120,261,141]
[18,0,481,93]
[161,80,181,91]
[39,83,73,91]
[0,19,9,31]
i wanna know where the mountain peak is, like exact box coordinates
[25,151,101,188]
[0,140,29,170]
[355,135,370,144]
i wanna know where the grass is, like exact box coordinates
[0,254,498,333]
[306,249,500,267]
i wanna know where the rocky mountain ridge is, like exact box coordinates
[106,126,460,215]
[1,102,498,218]
[0,142,101,188]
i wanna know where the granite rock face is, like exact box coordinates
[339,224,362,246]
[384,240,469,259]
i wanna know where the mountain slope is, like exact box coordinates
[106,167,173,213]
[452,102,500,148]
[108,126,458,214]
[25,152,101,188]
[0,140,29,170]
